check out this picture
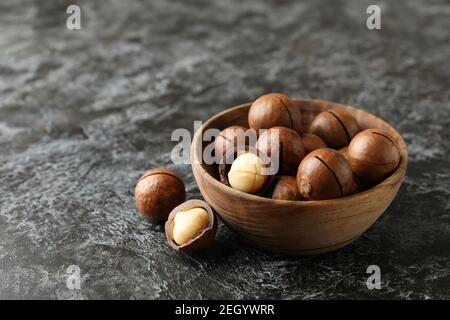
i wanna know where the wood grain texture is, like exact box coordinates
[191,99,408,255]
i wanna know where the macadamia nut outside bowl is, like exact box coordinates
[191,99,408,255]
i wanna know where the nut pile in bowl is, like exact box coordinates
[217,93,400,200]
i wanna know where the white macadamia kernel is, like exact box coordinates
[172,207,209,245]
[228,152,268,193]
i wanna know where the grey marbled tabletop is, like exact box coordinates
[0,0,449,299]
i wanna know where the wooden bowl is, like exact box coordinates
[191,99,408,255]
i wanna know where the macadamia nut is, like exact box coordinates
[172,207,209,246]
[135,168,185,222]
[228,152,268,193]
[248,93,302,133]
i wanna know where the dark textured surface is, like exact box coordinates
[0,0,449,299]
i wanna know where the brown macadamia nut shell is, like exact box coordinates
[135,168,186,222]
[296,148,353,200]
[214,125,250,162]
[338,146,349,160]
[301,133,328,154]
[248,93,302,133]
[272,176,304,200]
[348,129,401,182]
[347,174,363,195]
[255,126,305,175]
[309,108,359,149]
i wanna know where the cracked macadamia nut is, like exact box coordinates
[296,148,353,200]
[172,207,209,246]
[301,133,328,154]
[256,126,305,175]
[214,125,250,162]
[165,200,217,252]
[348,129,400,182]
[228,152,268,194]
[135,168,185,222]
[272,176,303,201]
[248,93,302,133]
[309,108,360,149]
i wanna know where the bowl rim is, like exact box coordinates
[191,98,408,207]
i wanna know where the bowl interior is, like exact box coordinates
[195,99,408,201]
